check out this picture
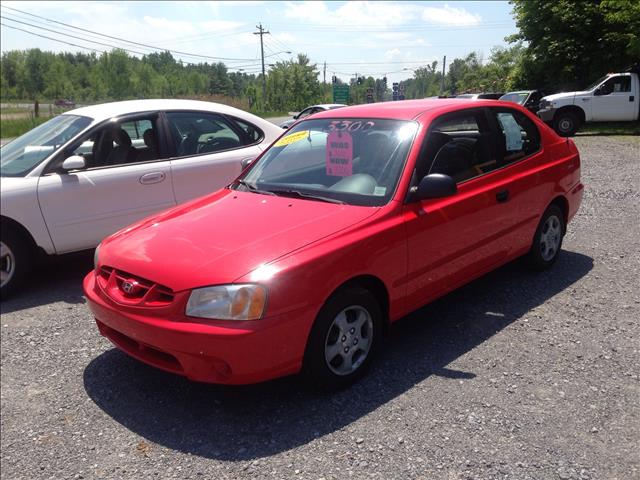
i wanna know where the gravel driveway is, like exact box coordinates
[1,136,638,480]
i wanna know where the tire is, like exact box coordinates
[0,227,32,299]
[526,204,565,271]
[302,287,383,390]
[553,112,579,137]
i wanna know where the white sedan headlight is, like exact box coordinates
[94,244,101,270]
[186,284,267,320]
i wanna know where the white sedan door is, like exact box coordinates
[165,111,264,203]
[37,116,176,254]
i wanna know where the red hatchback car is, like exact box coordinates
[84,99,583,389]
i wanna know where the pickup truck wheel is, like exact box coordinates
[0,228,32,298]
[553,112,579,137]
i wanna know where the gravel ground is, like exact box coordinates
[1,135,639,480]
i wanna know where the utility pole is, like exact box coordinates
[323,61,326,84]
[440,55,446,95]
[254,23,269,101]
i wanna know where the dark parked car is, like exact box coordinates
[500,90,545,113]
[54,99,75,108]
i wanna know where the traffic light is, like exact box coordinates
[332,75,337,84]
[357,76,364,85]
[392,82,399,101]
[399,83,405,101]
[366,87,374,103]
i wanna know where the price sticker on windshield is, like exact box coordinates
[274,130,309,147]
[326,130,353,177]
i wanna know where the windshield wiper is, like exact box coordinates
[235,179,276,196]
[268,189,346,204]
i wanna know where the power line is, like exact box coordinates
[1,4,259,62]
[0,22,105,54]
[1,15,149,56]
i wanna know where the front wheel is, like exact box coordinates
[553,112,579,137]
[526,205,565,271]
[302,287,383,390]
[0,228,32,298]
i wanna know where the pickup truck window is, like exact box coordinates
[600,76,631,95]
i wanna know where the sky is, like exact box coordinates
[0,1,518,83]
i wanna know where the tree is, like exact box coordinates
[24,48,48,100]
[509,0,640,91]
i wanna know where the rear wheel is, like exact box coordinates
[526,204,565,271]
[302,287,383,390]
[0,227,32,298]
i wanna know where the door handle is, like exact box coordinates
[496,189,509,203]
[139,172,166,185]
[582,98,590,101]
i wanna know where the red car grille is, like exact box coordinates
[97,266,174,307]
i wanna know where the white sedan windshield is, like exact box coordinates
[238,118,418,206]
[0,114,92,177]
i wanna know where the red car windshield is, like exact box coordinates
[238,118,418,206]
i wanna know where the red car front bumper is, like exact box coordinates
[84,271,313,384]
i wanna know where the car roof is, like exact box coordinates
[66,99,258,122]
[313,104,347,109]
[310,98,495,121]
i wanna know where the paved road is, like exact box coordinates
[1,136,639,479]
[266,115,290,126]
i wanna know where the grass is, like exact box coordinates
[0,116,50,138]
[578,121,640,136]
[0,107,29,114]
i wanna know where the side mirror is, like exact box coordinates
[292,113,299,119]
[411,173,457,201]
[61,155,86,172]
[594,85,605,96]
[240,157,255,169]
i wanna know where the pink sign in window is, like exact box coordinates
[326,130,353,177]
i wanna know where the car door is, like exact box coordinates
[591,75,636,121]
[402,108,524,311]
[37,113,176,253]
[164,111,263,204]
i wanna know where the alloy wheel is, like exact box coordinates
[324,305,374,376]
[0,241,16,288]
[540,215,562,261]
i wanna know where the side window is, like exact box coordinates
[492,109,540,165]
[65,115,161,169]
[166,112,244,158]
[228,116,264,144]
[600,76,631,95]
[298,108,314,119]
[424,110,497,183]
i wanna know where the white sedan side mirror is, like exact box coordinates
[61,155,86,171]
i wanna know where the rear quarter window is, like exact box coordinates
[491,108,541,165]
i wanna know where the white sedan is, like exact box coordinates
[0,99,283,296]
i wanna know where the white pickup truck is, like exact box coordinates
[537,70,640,136]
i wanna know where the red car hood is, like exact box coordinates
[99,189,379,292]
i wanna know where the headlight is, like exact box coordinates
[186,284,267,320]
[93,244,100,270]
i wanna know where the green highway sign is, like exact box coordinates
[333,84,350,104]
